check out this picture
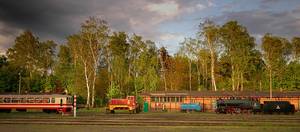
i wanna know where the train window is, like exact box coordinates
[151,97,155,102]
[178,97,184,102]
[161,97,164,102]
[170,97,175,102]
[67,97,72,103]
[0,98,3,103]
[27,98,34,103]
[35,98,42,103]
[42,98,50,103]
[20,98,26,103]
[4,98,11,103]
[12,98,19,103]
[51,98,55,103]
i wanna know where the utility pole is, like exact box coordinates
[18,72,21,94]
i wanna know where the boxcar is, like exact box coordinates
[0,94,73,113]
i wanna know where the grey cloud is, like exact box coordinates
[0,0,207,51]
[214,9,300,41]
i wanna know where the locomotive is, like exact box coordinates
[216,97,296,114]
[106,96,140,114]
[215,97,261,114]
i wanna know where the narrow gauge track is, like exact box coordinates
[0,117,299,126]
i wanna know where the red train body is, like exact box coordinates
[107,96,140,114]
[0,94,73,113]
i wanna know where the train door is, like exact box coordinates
[60,98,63,106]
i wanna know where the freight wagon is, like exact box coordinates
[180,103,202,112]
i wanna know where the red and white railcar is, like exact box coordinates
[0,94,73,113]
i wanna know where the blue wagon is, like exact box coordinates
[180,103,202,112]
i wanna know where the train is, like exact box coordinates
[215,98,295,114]
[106,96,141,114]
[0,94,73,113]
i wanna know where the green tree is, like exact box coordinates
[0,55,19,92]
[262,33,290,98]
[178,38,199,91]
[198,20,219,91]
[7,31,57,92]
[67,17,110,108]
[219,21,256,91]
[291,37,300,62]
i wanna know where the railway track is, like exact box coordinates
[1,115,300,126]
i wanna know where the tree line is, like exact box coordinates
[0,17,299,107]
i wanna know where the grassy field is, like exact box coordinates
[0,125,299,132]
[0,108,299,132]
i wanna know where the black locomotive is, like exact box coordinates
[216,98,295,114]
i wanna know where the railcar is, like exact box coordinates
[0,94,73,113]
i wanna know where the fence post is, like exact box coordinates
[74,95,77,118]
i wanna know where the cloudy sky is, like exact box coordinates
[0,0,300,55]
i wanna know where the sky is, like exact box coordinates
[0,0,300,55]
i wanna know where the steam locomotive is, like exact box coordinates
[215,97,295,114]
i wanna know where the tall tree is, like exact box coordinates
[179,38,199,91]
[219,21,256,91]
[262,33,290,98]
[197,49,210,90]
[67,17,109,108]
[291,37,300,62]
[159,47,169,91]
[7,31,40,80]
[199,20,219,91]
[109,32,130,95]
[7,31,56,92]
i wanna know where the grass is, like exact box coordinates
[0,108,299,132]
[0,125,299,132]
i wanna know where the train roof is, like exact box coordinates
[141,91,300,98]
[0,94,72,98]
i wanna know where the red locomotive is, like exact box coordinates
[107,96,140,114]
[0,94,73,113]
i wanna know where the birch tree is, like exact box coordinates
[67,17,109,108]
[199,20,219,91]
[262,33,290,98]
[219,21,255,91]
